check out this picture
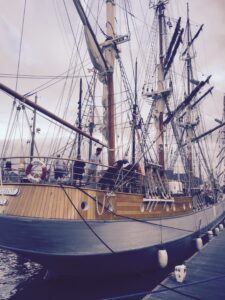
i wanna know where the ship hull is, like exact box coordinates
[0,202,224,276]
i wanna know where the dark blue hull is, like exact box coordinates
[25,234,196,276]
[0,202,224,276]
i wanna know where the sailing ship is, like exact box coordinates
[0,0,224,276]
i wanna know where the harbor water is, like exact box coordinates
[0,249,174,300]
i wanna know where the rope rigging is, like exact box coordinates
[1,0,27,158]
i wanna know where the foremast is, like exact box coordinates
[73,0,130,166]
[105,0,116,165]
[154,1,170,171]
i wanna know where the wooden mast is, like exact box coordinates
[186,3,193,195]
[88,71,96,160]
[132,59,138,165]
[105,0,116,166]
[155,1,166,171]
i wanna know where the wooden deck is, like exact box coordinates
[144,224,225,299]
[0,184,192,220]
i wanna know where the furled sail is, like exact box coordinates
[101,84,108,140]
[72,0,108,83]
[84,26,108,84]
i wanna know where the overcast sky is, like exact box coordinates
[0,0,224,147]
[174,0,225,108]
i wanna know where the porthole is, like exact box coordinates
[81,201,89,211]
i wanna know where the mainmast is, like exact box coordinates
[105,0,116,165]
[88,71,96,160]
[155,1,167,171]
[185,3,193,194]
[132,60,138,165]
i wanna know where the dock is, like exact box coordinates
[143,226,225,299]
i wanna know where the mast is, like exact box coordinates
[184,3,201,194]
[88,71,96,160]
[185,3,193,194]
[105,0,116,165]
[155,1,167,171]
[30,94,37,160]
[132,59,138,165]
[77,78,82,160]
[73,0,130,165]
[73,0,129,165]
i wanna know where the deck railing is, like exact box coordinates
[0,157,144,194]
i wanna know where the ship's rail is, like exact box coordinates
[0,156,144,194]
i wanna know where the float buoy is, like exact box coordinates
[214,227,220,236]
[158,249,168,268]
[219,224,224,231]
[196,237,203,250]
[207,230,213,241]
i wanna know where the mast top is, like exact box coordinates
[187,2,189,20]
[149,0,169,10]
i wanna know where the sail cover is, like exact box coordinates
[73,0,108,83]
[84,26,107,83]
[101,83,108,140]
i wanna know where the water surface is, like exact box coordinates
[0,250,172,300]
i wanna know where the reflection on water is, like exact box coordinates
[0,250,42,300]
[0,250,173,300]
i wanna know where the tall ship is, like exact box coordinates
[0,0,224,276]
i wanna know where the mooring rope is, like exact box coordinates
[60,184,114,253]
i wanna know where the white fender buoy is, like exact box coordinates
[174,264,187,283]
[158,249,168,268]
[219,224,224,231]
[207,230,213,241]
[196,237,203,250]
[214,227,220,236]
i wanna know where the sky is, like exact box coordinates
[172,0,225,120]
[0,0,224,159]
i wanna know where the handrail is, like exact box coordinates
[0,156,144,194]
